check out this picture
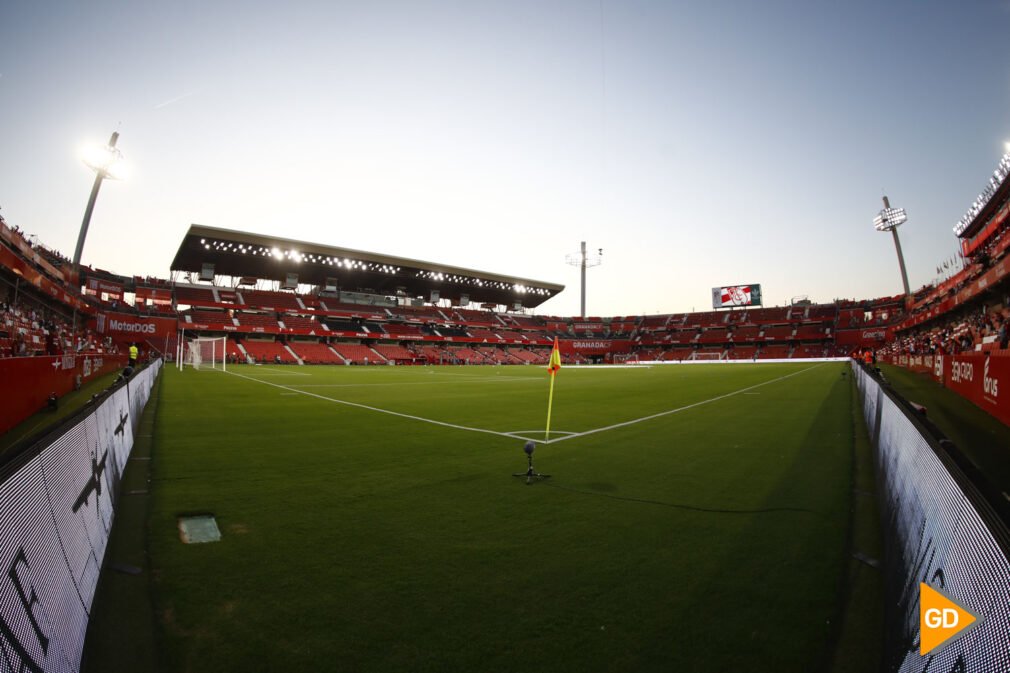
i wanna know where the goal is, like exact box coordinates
[690,351,725,362]
[183,337,229,371]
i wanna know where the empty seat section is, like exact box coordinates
[279,315,320,331]
[794,325,827,339]
[242,290,303,311]
[507,315,545,328]
[467,328,500,341]
[666,329,697,345]
[760,326,794,340]
[511,349,540,364]
[372,344,416,361]
[288,341,344,364]
[235,313,281,330]
[331,343,384,364]
[243,339,297,363]
[418,345,448,362]
[175,285,218,307]
[383,323,425,337]
[698,329,729,344]
[449,347,488,363]
[728,346,758,359]
[730,326,760,342]
[187,310,233,326]
[758,345,791,359]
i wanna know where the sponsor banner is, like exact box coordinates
[91,312,177,342]
[0,354,128,435]
[891,353,1010,426]
[834,328,892,347]
[852,364,1010,671]
[0,361,160,673]
[940,353,1008,426]
[186,323,238,333]
[712,283,763,309]
[85,279,124,299]
[134,286,171,302]
[557,340,633,355]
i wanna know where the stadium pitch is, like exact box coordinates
[109,362,858,672]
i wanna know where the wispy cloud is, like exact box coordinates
[154,88,201,110]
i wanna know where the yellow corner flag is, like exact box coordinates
[548,337,562,375]
[545,338,561,440]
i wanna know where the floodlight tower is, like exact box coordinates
[873,195,911,298]
[565,241,602,318]
[74,131,124,268]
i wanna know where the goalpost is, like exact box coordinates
[182,336,229,371]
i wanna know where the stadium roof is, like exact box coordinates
[955,153,1010,240]
[170,224,565,308]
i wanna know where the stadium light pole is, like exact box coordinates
[565,241,602,318]
[74,131,124,269]
[873,195,911,299]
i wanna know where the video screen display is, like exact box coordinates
[712,284,763,308]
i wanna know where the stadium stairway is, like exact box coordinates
[231,339,250,363]
[283,343,303,364]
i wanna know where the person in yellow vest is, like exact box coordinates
[129,342,139,367]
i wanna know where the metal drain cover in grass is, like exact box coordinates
[178,515,221,544]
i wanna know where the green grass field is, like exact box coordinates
[98,361,861,672]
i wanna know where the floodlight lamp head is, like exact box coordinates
[81,141,126,180]
[873,206,907,232]
[524,441,535,455]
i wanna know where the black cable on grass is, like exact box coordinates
[543,481,817,515]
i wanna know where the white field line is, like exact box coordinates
[237,367,312,376]
[541,364,823,445]
[292,377,540,389]
[227,369,530,441]
[422,371,536,381]
[561,364,652,369]
[228,364,823,445]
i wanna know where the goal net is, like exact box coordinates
[691,351,725,361]
[184,337,228,371]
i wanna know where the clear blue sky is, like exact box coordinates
[2,0,1009,316]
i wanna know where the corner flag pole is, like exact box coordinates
[545,370,557,440]
[545,337,562,440]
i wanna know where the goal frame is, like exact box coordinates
[181,335,229,371]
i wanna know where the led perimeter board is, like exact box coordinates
[0,361,162,672]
